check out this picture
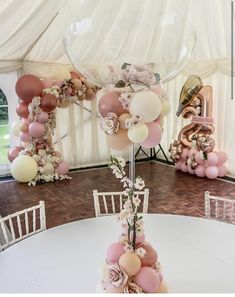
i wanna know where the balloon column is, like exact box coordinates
[169,75,228,179]
[98,65,171,150]
[9,71,99,185]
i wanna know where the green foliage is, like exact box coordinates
[0,89,8,125]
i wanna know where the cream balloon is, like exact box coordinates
[11,120,22,137]
[42,162,55,175]
[160,100,171,116]
[11,155,38,182]
[129,91,162,123]
[54,69,71,81]
[119,113,132,129]
[119,252,141,276]
[127,123,148,143]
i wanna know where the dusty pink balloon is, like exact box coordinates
[217,152,228,165]
[195,151,204,165]
[205,166,218,179]
[37,112,49,123]
[98,91,126,117]
[57,161,69,175]
[134,267,161,293]
[187,166,195,175]
[42,78,53,89]
[195,165,206,177]
[206,152,218,166]
[187,148,197,158]
[180,162,188,172]
[65,87,73,96]
[217,165,228,177]
[22,118,31,125]
[8,147,22,162]
[181,148,189,160]
[29,122,45,138]
[175,160,183,170]
[20,132,30,142]
[141,122,162,148]
[136,234,145,244]
[106,242,125,262]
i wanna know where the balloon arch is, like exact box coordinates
[9,71,99,185]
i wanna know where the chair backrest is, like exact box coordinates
[204,191,235,224]
[0,201,46,252]
[93,189,149,217]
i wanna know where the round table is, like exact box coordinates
[0,214,235,293]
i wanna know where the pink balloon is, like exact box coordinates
[37,112,49,123]
[65,87,73,96]
[180,162,188,172]
[154,115,161,123]
[57,161,69,175]
[206,152,218,166]
[205,166,219,179]
[42,78,53,89]
[106,242,125,262]
[53,80,62,87]
[136,234,145,244]
[181,148,189,161]
[28,122,45,138]
[217,152,228,165]
[175,160,183,170]
[187,148,197,158]
[98,91,126,117]
[195,165,206,177]
[22,118,31,125]
[20,132,30,142]
[134,267,161,293]
[140,122,162,148]
[217,165,228,177]
[151,86,162,95]
[187,166,195,175]
[8,147,22,162]
[195,151,204,165]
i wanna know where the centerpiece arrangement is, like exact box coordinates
[63,1,196,293]
[98,155,167,293]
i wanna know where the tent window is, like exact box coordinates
[0,89,9,165]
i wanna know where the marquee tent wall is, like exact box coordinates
[0,0,234,176]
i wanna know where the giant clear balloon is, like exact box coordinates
[64,0,196,88]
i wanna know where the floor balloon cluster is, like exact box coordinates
[9,71,99,185]
[169,75,228,179]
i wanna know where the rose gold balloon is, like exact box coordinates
[98,91,126,117]
[8,147,22,162]
[16,102,29,118]
[40,93,58,112]
[70,71,80,79]
[15,74,43,103]
[106,129,132,150]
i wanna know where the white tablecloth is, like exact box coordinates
[0,214,235,293]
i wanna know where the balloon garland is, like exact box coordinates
[9,71,99,185]
[169,75,228,179]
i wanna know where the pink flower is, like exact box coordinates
[100,112,119,135]
[105,263,128,288]
[124,282,143,293]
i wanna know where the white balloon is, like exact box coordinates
[129,91,162,123]
[11,155,38,182]
[54,69,71,81]
[160,100,171,116]
[43,162,55,175]
[127,122,148,143]
[11,120,22,137]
